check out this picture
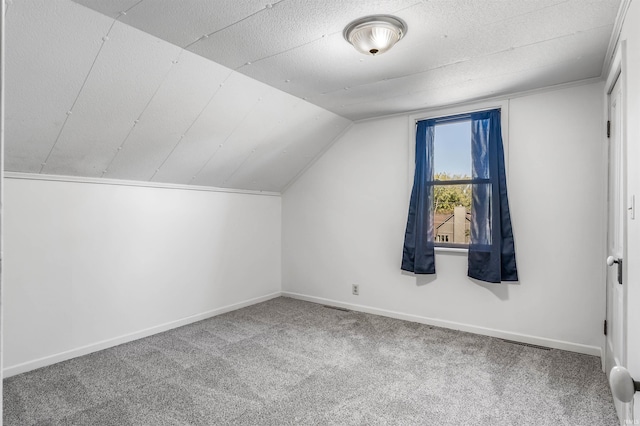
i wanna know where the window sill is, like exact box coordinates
[435,246,468,254]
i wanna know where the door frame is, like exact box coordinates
[604,42,626,369]
[604,71,624,372]
[604,40,631,422]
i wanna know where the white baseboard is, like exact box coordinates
[282,291,603,357]
[3,292,282,378]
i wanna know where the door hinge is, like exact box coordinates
[607,120,611,138]
[604,319,608,336]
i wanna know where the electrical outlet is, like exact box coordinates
[352,284,359,295]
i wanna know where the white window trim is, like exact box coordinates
[406,99,511,254]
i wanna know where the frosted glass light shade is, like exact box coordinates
[344,15,407,56]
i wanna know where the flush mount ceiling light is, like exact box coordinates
[343,15,407,56]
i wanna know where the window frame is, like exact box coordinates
[407,100,510,253]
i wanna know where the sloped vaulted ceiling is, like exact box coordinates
[5,0,351,192]
[4,0,621,192]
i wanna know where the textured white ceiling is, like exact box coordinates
[73,0,621,120]
[5,0,621,192]
[5,0,351,192]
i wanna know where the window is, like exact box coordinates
[401,105,518,282]
[432,119,472,248]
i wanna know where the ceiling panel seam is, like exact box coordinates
[183,0,286,50]
[102,49,185,178]
[188,95,264,185]
[235,32,336,71]
[484,0,571,26]
[393,2,423,15]
[220,98,305,185]
[123,0,144,15]
[39,18,118,174]
[221,150,256,186]
[318,23,613,99]
[148,69,235,181]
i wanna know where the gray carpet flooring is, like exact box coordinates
[3,297,618,425]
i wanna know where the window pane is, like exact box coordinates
[434,184,471,245]
[433,120,471,179]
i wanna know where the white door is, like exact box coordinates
[605,75,627,420]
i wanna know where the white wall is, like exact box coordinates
[3,177,281,375]
[283,82,606,355]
